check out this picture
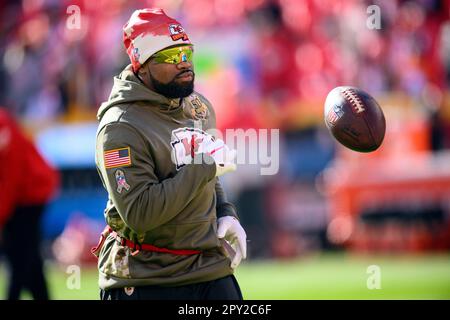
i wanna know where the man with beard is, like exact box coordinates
[94,8,247,300]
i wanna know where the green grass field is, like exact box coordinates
[1,252,449,299]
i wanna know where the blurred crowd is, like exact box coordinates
[0,0,448,128]
[0,0,449,260]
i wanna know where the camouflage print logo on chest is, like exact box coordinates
[189,94,208,120]
[115,169,130,193]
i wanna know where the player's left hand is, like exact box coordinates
[217,216,247,269]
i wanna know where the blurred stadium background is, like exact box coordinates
[0,0,449,299]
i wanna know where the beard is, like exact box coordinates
[149,71,195,98]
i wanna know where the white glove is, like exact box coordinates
[171,133,210,167]
[205,139,237,177]
[217,216,247,269]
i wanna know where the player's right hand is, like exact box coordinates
[205,139,237,177]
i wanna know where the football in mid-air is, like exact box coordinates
[324,86,386,152]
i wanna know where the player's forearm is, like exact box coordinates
[118,160,216,234]
[215,180,239,220]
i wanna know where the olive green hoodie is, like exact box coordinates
[95,65,238,290]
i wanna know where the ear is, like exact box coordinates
[135,61,155,90]
[138,65,148,77]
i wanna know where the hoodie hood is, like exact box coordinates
[97,64,181,121]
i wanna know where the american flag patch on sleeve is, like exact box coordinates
[104,147,132,169]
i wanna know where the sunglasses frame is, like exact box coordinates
[151,45,194,64]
